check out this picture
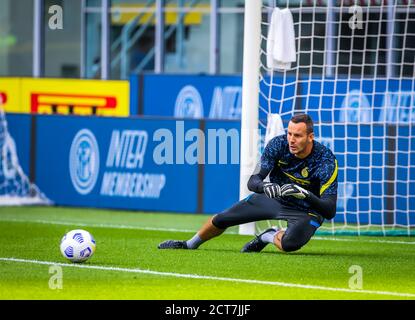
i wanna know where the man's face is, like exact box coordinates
[287,121,314,157]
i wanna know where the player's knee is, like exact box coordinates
[281,234,306,252]
[281,240,302,252]
[211,214,228,230]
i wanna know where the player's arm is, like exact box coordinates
[247,167,270,193]
[281,159,338,219]
[306,192,337,220]
[247,136,284,197]
[248,167,282,198]
[280,184,336,219]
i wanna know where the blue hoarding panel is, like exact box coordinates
[202,120,241,214]
[129,74,140,116]
[300,76,415,124]
[142,74,242,119]
[141,73,297,123]
[35,115,200,213]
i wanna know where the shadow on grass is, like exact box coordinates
[197,246,410,260]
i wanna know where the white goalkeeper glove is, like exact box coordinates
[263,183,282,199]
[281,183,309,200]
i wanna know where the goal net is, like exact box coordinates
[0,107,51,206]
[241,0,415,236]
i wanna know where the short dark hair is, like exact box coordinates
[290,113,314,134]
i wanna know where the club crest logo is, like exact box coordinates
[339,89,372,123]
[301,167,309,178]
[174,85,203,118]
[69,129,100,195]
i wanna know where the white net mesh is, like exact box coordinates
[0,107,51,206]
[258,0,415,236]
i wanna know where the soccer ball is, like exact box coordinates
[60,229,96,263]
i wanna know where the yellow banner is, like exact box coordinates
[0,78,130,117]
[0,78,23,113]
[111,4,208,26]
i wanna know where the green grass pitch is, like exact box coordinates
[0,206,414,300]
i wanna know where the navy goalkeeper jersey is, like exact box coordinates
[261,134,338,214]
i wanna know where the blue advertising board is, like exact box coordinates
[300,76,415,124]
[202,119,241,214]
[139,74,296,122]
[129,74,140,116]
[35,115,202,213]
[139,73,415,128]
[142,74,243,119]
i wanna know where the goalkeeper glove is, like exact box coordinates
[281,183,309,200]
[263,183,281,199]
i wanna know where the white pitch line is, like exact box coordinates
[1,257,414,298]
[312,236,415,245]
[1,218,415,245]
[0,218,197,233]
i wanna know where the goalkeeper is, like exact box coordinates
[158,113,338,253]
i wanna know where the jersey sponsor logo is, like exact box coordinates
[69,129,100,195]
[174,85,204,118]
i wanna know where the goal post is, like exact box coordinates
[239,0,262,235]
[240,1,415,236]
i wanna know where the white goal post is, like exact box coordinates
[239,0,262,235]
